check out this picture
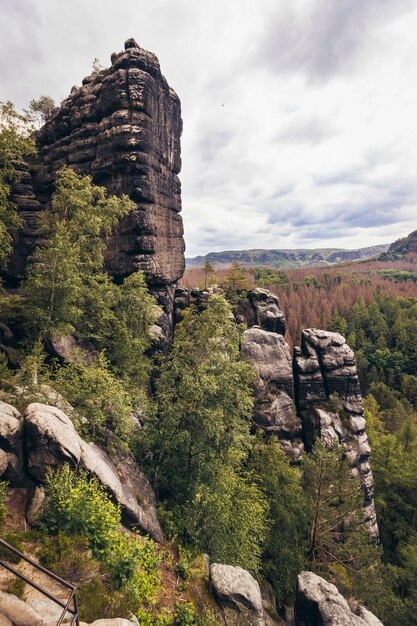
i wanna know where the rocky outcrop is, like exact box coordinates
[174,289,377,533]
[241,327,303,461]
[210,563,265,626]
[0,402,163,541]
[0,402,28,486]
[0,591,47,626]
[24,404,82,478]
[294,330,378,538]
[295,571,383,626]
[240,289,286,335]
[7,38,184,309]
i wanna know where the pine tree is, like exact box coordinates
[24,167,135,336]
[302,440,380,599]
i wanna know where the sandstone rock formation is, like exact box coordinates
[295,571,384,626]
[0,402,28,486]
[241,327,304,461]
[0,401,163,541]
[210,563,265,626]
[0,590,47,626]
[7,38,184,320]
[294,329,378,538]
[240,288,286,335]
[175,288,378,535]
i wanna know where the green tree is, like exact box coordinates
[221,261,248,293]
[51,352,134,446]
[24,167,134,336]
[329,310,347,336]
[0,101,35,269]
[302,440,379,599]
[26,96,56,127]
[203,260,215,288]
[141,295,267,572]
[249,437,309,605]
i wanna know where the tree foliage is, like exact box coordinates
[302,441,380,600]
[24,166,135,335]
[140,295,267,572]
[249,437,309,604]
[26,96,56,127]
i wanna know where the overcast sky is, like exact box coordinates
[1,0,417,256]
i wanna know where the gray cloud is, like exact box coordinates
[251,0,413,80]
[276,114,336,145]
[1,0,416,256]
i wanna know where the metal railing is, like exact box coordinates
[0,538,80,625]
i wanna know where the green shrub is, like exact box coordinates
[176,546,192,580]
[136,608,172,626]
[174,602,197,626]
[77,575,135,623]
[39,532,99,583]
[5,577,25,599]
[41,464,120,557]
[42,465,162,610]
[105,531,161,608]
[0,532,23,564]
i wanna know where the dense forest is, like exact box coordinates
[1,99,417,625]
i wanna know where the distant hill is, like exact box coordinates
[186,244,390,269]
[379,230,417,261]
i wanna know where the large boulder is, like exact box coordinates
[22,403,163,541]
[210,563,265,626]
[0,591,47,626]
[24,404,82,480]
[241,327,304,461]
[295,572,384,626]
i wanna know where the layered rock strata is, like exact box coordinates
[7,38,184,318]
[294,329,378,538]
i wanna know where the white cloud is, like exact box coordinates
[0,0,416,256]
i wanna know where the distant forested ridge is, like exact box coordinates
[379,229,417,261]
[187,243,390,268]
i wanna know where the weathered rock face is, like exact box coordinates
[174,288,378,534]
[1,402,163,541]
[240,289,286,335]
[8,38,184,299]
[294,329,378,538]
[241,327,304,461]
[295,571,384,626]
[0,402,28,486]
[210,563,266,626]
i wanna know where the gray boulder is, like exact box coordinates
[22,403,163,541]
[210,563,265,626]
[24,404,82,480]
[241,328,304,461]
[295,571,384,626]
[0,591,47,626]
